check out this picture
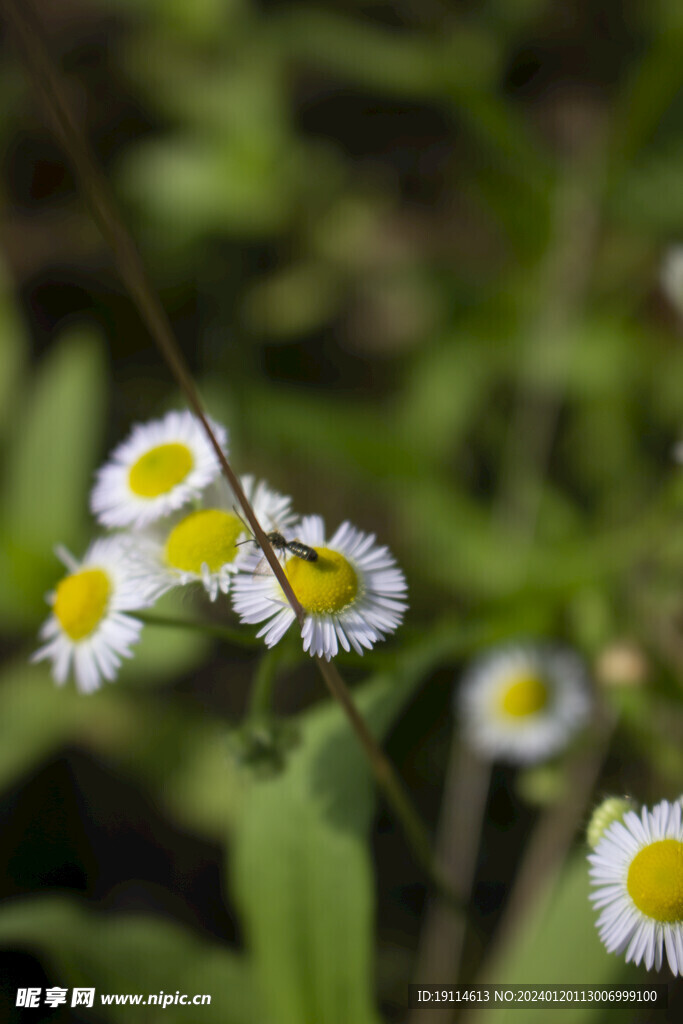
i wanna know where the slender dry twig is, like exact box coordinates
[1,0,303,620]
[3,0,461,907]
[409,739,491,1024]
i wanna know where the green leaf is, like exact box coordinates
[0,328,105,628]
[231,656,434,1024]
[235,788,378,1024]
[472,856,644,1023]
[0,896,262,1024]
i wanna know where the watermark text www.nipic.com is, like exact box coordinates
[16,988,212,1010]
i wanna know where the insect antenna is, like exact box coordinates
[233,505,257,547]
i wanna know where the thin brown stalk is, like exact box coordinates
[3,0,462,908]
[2,0,304,622]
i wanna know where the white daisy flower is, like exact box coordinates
[231,515,408,660]
[589,799,683,976]
[126,475,296,602]
[456,644,590,764]
[91,410,228,528]
[32,537,153,694]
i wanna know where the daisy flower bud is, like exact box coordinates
[586,796,636,850]
[231,515,408,660]
[455,644,591,764]
[589,798,683,975]
[32,537,153,693]
[594,640,649,689]
[91,410,228,528]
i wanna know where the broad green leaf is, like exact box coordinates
[0,328,105,628]
[235,788,378,1024]
[0,896,262,1024]
[2,327,105,545]
[231,653,437,1024]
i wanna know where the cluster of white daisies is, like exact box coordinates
[31,409,683,978]
[32,410,408,693]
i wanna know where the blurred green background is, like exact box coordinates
[2,0,683,1020]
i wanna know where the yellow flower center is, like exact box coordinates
[128,442,194,497]
[164,509,243,573]
[54,568,111,640]
[284,546,358,615]
[627,839,683,922]
[500,674,549,717]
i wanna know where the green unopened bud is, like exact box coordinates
[586,796,636,849]
[226,719,300,779]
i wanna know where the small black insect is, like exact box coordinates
[265,532,318,563]
[233,509,318,571]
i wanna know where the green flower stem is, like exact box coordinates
[6,0,464,914]
[133,611,261,648]
[248,648,282,722]
[135,609,394,668]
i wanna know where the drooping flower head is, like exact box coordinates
[32,537,153,693]
[589,798,683,975]
[91,410,227,528]
[456,644,591,764]
[231,515,407,659]
[126,475,296,602]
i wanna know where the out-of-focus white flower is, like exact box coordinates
[127,475,296,602]
[456,644,591,764]
[91,410,227,528]
[32,537,152,693]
